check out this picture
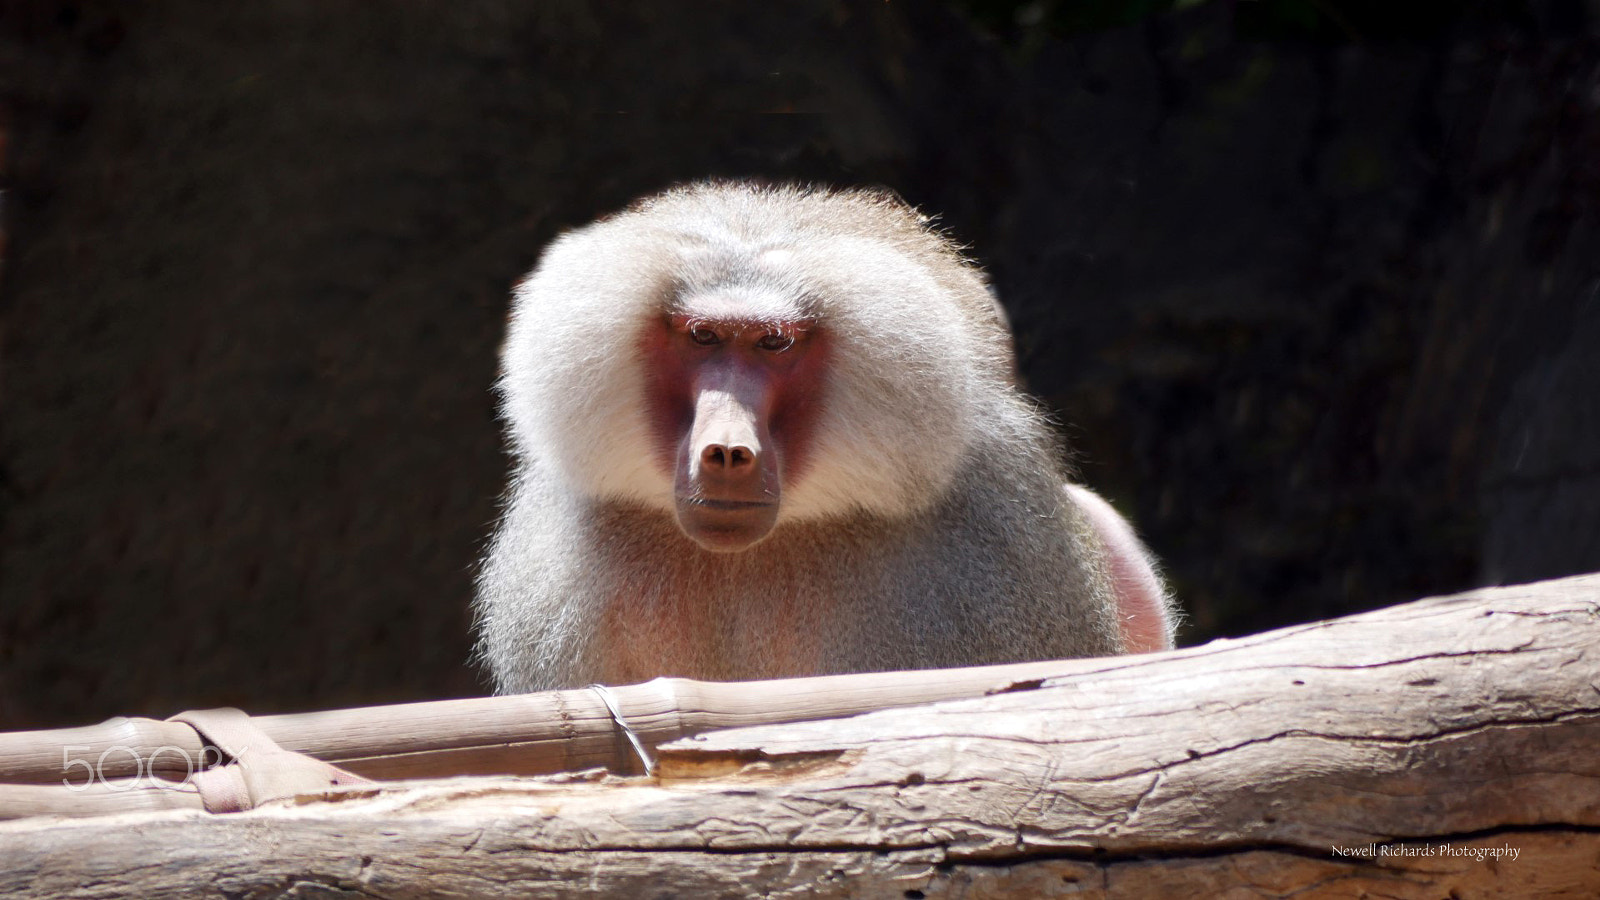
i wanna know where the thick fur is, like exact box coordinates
[478,182,1130,693]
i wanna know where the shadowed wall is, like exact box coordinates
[1,0,1595,726]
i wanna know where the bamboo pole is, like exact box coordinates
[0,657,1101,819]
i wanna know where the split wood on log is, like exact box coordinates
[2,573,1598,898]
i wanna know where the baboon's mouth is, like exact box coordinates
[681,498,774,511]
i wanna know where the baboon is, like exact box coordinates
[476,182,1173,693]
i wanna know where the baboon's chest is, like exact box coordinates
[589,559,844,683]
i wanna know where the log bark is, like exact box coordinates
[3,574,1598,898]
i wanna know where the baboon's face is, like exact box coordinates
[639,308,828,552]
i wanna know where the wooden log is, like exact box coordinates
[1,574,1597,898]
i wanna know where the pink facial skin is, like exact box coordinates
[640,313,828,552]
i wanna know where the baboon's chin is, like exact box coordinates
[675,501,778,553]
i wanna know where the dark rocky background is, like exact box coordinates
[1,1,1595,727]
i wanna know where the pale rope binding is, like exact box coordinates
[169,707,374,813]
[586,683,656,776]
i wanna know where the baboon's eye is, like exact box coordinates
[689,327,720,346]
[756,331,794,352]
